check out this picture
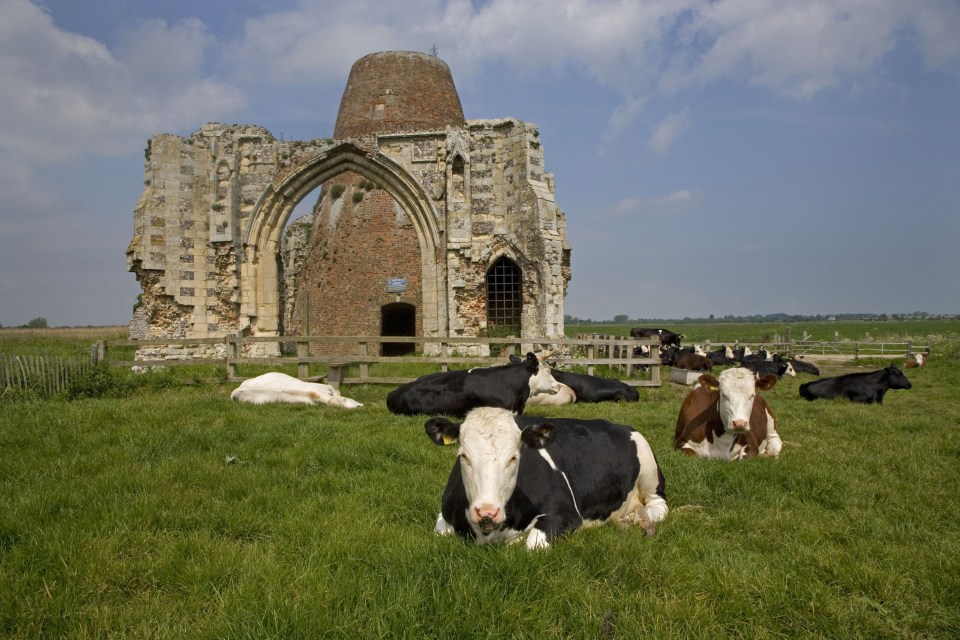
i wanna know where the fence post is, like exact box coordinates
[297,338,309,380]
[587,342,595,377]
[441,342,449,372]
[906,341,913,356]
[359,341,368,381]
[786,327,793,358]
[226,336,238,379]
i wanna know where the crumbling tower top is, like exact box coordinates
[333,51,465,138]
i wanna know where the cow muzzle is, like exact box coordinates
[472,505,503,533]
[729,419,749,433]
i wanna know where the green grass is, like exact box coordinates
[2,325,960,638]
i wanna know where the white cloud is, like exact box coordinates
[609,189,697,218]
[649,108,692,153]
[0,0,245,165]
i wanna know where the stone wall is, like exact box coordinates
[126,52,571,356]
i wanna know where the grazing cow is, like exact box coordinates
[707,345,737,366]
[674,351,714,372]
[526,382,577,406]
[742,359,796,378]
[230,372,363,409]
[798,365,911,404]
[630,327,683,347]
[426,407,668,549]
[674,368,782,460]
[904,353,926,368]
[386,352,560,417]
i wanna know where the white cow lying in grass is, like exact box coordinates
[231,372,363,409]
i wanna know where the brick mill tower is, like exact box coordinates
[285,52,466,354]
[127,51,570,359]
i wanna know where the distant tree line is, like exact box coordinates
[565,312,957,325]
[0,317,49,329]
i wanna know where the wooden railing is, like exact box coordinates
[99,334,663,388]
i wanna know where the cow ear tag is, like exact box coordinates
[708,384,719,391]
[442,434,457,446]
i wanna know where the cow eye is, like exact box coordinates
[458,453,470,465]
[507,455,518,466]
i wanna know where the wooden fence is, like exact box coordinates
[97,334,664,388]
[1,352,95,395]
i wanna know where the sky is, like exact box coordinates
[1,0,958,328]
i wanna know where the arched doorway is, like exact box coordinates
[486,256,522,334]
[381,302,416,356]
[241,143,445,341]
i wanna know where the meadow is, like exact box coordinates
[1,322,959,638]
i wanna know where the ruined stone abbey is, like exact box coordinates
[126,51,571,355]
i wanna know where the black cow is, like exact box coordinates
[386,352,560,417]
[630,327,683,347]
[552,369,640,403]
[425,407,668,549]
[799,365,911,404]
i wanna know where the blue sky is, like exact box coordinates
[1,0,958,327]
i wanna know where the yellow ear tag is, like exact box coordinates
[442,435,457,446]
[708,385,719,391]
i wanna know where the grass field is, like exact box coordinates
[2,323,959,638]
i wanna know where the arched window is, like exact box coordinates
[486,256,521,333]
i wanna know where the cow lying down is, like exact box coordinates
[799,365,911,404]
[426,407,668,549]
[230,372,363,409]
[674,368,782,460]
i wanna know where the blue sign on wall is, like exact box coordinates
[387,277,407,293]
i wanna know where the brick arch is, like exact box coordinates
[241,143,444,337]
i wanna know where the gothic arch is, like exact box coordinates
[240,143,445,337]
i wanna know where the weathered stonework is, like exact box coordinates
[127,52,571,356]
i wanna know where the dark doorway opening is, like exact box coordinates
[381,302,416,356]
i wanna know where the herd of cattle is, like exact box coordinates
[230,327,923,549]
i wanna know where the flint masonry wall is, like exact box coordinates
[127,52,571,356]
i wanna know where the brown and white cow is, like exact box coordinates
[674,368,782,460]
[904,353,926,368]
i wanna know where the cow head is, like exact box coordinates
[426,407,556,534]
[698,368,778,434]
[885,365,912,390]
[510,352,561,397]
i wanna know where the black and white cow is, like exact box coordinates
[386,352,560,417]
[772,354,820,376]
[630,327,683,347]
[707,345,738,366]
[742,359,796,378]
[508,355,639,403]
[426,407,668,549]
[799,365,912,404]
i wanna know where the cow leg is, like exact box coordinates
[760,408,782,458]
[434,513,454,536]
[526,528,550,550]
